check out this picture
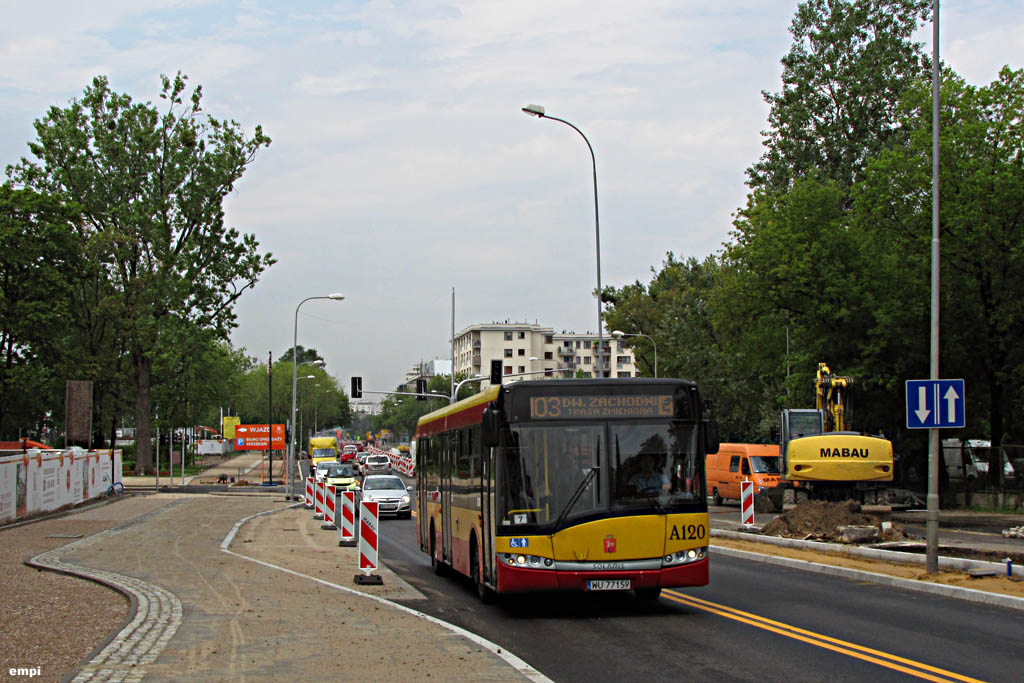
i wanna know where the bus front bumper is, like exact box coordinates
[495,557,708,593]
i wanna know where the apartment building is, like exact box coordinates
[452,321,637,390]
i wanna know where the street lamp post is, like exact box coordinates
[522,104,605,378]
[289,293,344,500]
[611,330,658,378]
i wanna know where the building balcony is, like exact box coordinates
[557,346,574,356]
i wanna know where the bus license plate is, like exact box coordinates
[587,579,631,591]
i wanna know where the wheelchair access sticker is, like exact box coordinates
[509,538,529,548]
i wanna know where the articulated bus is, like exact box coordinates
[415,378,719,602]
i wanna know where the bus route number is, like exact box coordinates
[669,523,706,541]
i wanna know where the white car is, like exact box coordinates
[314,460,339,483]
[359,475,412,518]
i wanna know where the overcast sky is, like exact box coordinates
[2,1,1021,399]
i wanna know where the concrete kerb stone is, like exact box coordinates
[712,529,1024,613]
[221,504,553,683]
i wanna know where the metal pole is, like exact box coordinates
[451,287,455,403]
[268,351,273,486]
[155,423,160,490]
[926,0,941,574]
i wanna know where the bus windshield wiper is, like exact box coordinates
[639,490,665,514]
[552,466,598,533]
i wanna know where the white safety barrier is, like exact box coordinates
[338,490,356,547]
[0,448,123,524]
[321,485,337,530]
[304,476,314,509]
[740,479,755,526]
[365,445,414,477]
[313,479,325,520]
[354,500,383,584]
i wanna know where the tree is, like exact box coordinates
[748,0,931,192]
[8,73,274,472]
[280,345,325,368]
[854,67,1024,467]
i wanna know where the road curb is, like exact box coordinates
[221,504,553,683]
[711,536,1024,613]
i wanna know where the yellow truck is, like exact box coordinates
[309,436,339,469]
[779,363,894,507]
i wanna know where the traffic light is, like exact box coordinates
[416,378,427,400]
[351,376,362,399]
[490,359,502,385]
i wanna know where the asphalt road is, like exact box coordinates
[376,505,1022,683]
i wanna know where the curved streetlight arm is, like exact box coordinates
[451,376,486,404]
[289,293,343,499]
[611,331,658,378]
[523,107,603,377]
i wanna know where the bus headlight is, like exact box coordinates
[661,547,708,566]
[502,553,556,570]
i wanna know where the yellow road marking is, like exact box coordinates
[661,590,985,683]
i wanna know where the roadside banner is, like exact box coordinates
[321,485,337,530]
[740,479,755,526]
[304,476,314,509]
[338,490,356,547]
[313,479,325,520]
[355,500,382,584]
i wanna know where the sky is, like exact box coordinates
[2,1,1021,402]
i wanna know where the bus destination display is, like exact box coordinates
[529,394,674,419]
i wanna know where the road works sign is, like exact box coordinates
[905,379,965,429]
[234,424,285,450]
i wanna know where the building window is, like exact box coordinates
[576,356,581,364]
[518,331,525,339]
[618,371,631,378]
[504,365,512,375]
[518,349,525,356]
[504,348,513,357]
[617,341,624,351]
[504,332,513,341]
[584,357,591,365]
[575,341,581,349]
[544,352,553,360]
[518,366,525,373]
[617,356,631,363]
[544,370,553,377]
[544,335,553,344]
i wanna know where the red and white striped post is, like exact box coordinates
[321,484,337,530]
[304,476,314,509]
[313,479,325,520]
[338,490,357,547]
[740,479,755,526]
[354,500,383,585]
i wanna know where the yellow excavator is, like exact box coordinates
[780,363,894,507]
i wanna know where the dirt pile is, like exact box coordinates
[761,500,909,543]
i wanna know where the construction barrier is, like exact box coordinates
[338,490,356,547]
[321,484,337,530]
[366,445,414,477]
[313,479,325,520]
[740,479,755,526]
[304,476,314,509]
[0,448,123,523]
[354,500,382,585]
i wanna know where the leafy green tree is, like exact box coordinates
[749,0,931,192]
[280,345,325,368]
[8,73,274,472]
[854,67,1024,463]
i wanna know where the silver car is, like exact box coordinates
[359,475,412,518]
[363,454,391,475]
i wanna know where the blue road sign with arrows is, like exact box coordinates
[905,379,965,429]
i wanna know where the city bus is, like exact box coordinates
[414,378,718,602]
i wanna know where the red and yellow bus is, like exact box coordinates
[415,378,719,602]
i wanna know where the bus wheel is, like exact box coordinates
[635,587,661,601]
[712,488,723,506]
[430,524,446,576]
[470,536,495,604]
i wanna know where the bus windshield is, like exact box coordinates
[501,420,703,529]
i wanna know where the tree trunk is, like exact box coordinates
[134,352,154,474]
[989,380,1004,489]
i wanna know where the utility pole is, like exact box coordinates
[268,351,274,485]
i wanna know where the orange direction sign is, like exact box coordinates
[235,424,285,450]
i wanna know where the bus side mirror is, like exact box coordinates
[481,408,500,448]
[704,420,720,455]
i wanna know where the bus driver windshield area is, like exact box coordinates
[501,421,704,529]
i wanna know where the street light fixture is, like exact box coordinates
[289,293,344,500]
[611,330,658,378]
[522,104,605,378]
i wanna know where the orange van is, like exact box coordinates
[706,443,783,509]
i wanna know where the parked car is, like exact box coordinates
[359,475,412,518]
[340,444,359,463]
[363,454,391,475]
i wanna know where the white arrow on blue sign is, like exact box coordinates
[905,379,965,429]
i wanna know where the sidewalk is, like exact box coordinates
[24,492,539,682]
